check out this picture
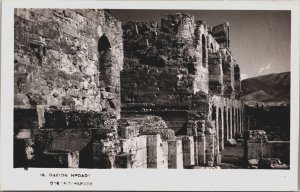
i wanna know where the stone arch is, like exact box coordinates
[232,107,235,137]
[231,107,234,138]
[212,105,217,122]
[218,107,222,150]
[224,107,228,141]
[202,34,206,67]
[98,34,111,52]
[98,34,113,86]
[237,108,240,133]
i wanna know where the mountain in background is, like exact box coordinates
[241,72,290,105]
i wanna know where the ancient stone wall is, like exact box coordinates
[121,13,244,167]
[14,10,245,169]
[243,130,290,165]
[14,9,123,116]
[14,8,125,168]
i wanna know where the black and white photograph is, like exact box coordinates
[12,8,291,169]
[1,0,299,191]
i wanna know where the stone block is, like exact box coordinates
[133,147,147,167]
[15,129,32,139]
[42,129,93,153]
[167,139,183,169]
[246,142,264,160]
[147,134,166,168]
[162,141,168,156]
[120,135,147,153]
[196,135,206,166]
[43,109,117,129]
[205,133,215,164]
[244,130,268,143]
[147,134,162,147]
[118,125,139,138]
[181,136,195,167]
[225,138,237,146]
[93,138,120,158]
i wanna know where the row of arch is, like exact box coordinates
[211,105,244,150]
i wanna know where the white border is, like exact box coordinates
[1,0,299,191]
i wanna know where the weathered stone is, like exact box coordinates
[13,9,247,169]
[225,138,237,146]
[248,158,259,166]
[147,134,167,168]
[244,130,268,143]
[196,135,206,166]
[118,125,139,139]
[167,139,183,169]
[43,109,117,129]
[120,135,147,153]
[180,136,195,167]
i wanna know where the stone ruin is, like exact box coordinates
[14,9,246,169]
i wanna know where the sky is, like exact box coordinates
[110,10,291,79]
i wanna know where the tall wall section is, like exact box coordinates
[121,14,211,134]
[14,9,124,168]
[121,14,244,140]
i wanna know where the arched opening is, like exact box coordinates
[224,108,227,141]
[202,34,206,67]
[228,108,232,138]
[235,108,238,136]
[98,34,111,52]
[210,43,214,51]
[237,108,240,133]
[218,108,222,150]
[212,106,217,122]
[233,108,236,139]
[98,34,112,85]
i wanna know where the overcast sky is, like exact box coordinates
[110,10,291,79]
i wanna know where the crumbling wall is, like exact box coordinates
[14,8,124,168]
[121,13,243,167]
[121,13,213,134]
[208,51,223,95]
[243,130,290,165]
[14,9,123,115]
[211,22,230,48]
[222,54,235,98]
[14,10,244,169]
[234,64,241,98]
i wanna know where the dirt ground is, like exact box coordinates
[220,142,247,169]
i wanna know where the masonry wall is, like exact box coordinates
[14,9,123,117]
[14,10,245,169]
[243,130,290,165]
[14,9,124,168]
[121,13,244,167]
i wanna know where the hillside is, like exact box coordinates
[241,72,290,105]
